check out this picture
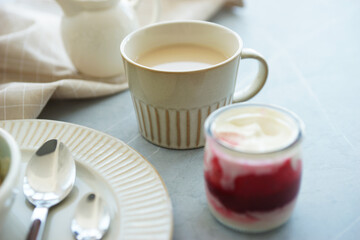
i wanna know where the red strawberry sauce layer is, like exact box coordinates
[205,154,302,213]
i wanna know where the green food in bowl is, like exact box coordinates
[0,134,12,186]
[0,157,10,186]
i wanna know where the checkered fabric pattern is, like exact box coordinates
[0,0,243,120]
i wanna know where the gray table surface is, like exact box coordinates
[39,0,360,239]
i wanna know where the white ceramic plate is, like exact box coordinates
[0,120,173,240]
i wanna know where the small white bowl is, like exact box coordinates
[0,128,21,229]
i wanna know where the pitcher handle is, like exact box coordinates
[122,0,160,24]
[233,48,269,102]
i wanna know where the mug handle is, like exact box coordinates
[233,48,269,102]
[122,0,160,24]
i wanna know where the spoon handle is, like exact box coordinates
[26,207,49,240]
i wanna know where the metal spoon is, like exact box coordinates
[71,193,111,240]
[23,139,76,240]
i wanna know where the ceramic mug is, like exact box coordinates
[120,20,268,149]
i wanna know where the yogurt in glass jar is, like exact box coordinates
[203,103,304,233]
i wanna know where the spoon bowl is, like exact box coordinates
[71,193,110,240]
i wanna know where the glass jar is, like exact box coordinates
[204,103,304,233]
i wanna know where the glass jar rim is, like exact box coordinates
[204,103,304,155]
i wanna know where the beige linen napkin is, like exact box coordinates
[0,0,243,120]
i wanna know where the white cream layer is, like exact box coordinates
[212,106,298,153]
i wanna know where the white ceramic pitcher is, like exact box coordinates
[57,0,160,78]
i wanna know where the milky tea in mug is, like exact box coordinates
[136,44,227,71]
[120,21,268,149]
[204,103,304,232]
